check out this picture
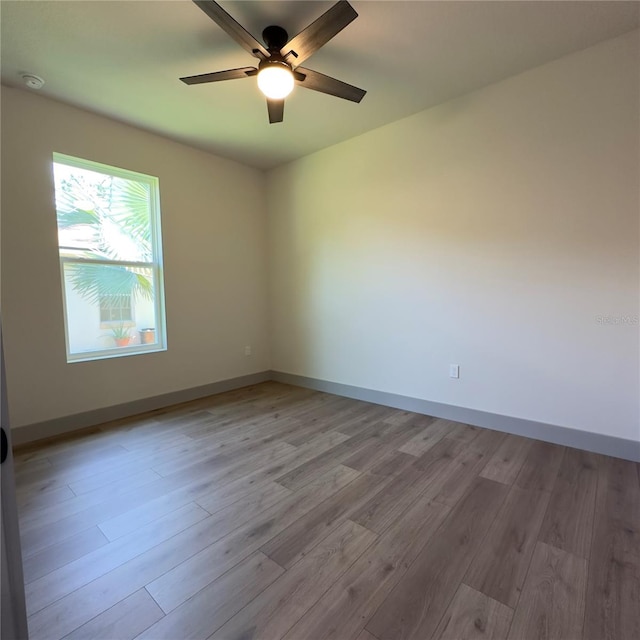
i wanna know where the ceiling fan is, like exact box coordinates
[181,0,366,124]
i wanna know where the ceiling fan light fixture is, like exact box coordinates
[257,62,294,99]
[181,1,365,123]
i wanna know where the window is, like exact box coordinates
[99,294,133,324]
[53,153,166,361]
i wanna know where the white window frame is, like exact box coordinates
[53,153,167,362]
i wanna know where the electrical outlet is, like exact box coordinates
[244,345,252,356]
[449,364,460,379]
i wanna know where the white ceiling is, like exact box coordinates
[1,1,638,169]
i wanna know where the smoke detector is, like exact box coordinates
[21,74,45,89]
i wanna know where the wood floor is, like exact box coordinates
[13,382,640,640]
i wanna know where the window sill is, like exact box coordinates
[67,344,166,364]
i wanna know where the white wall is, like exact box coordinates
[1,88,270,429]
[267,31,640,441]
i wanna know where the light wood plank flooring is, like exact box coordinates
[13,381,640,640]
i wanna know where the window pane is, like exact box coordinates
[62,262,160,355]
[53,153,166,362]
[99,294,132,323]
[53,162,153,263]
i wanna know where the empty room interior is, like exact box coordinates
[1,1,639,639]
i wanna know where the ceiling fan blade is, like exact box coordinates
[267,98,284,124]
[180,67,257,85]
[296,67,366,103]
[281,0,357,65]
[193,0,269,59]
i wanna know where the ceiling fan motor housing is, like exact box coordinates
[258,25,293,76]
[258,58,291,74]
[262,25,289,52]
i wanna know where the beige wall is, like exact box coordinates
[3,30,638,444]
[267,31,640,441]
[1,88,270,429]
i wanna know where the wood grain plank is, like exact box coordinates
[120,432,195,454]
[199,429,351,499]
[23,525,109,584]
[19,440,296,553]
[445,422,483,444]
[349,464,423,535]
[17,484,76,513]
[342,441,390,473]
[19,441,130,467]
[261,472,388,568]
[290,429,353,455]
[378,416,434,450]
[280,416,355,448]
[252,415,346,449]
[136,552,284,640]
[380,409,418,426]
[13,455,52,477]
[515,440,564,492]
[538,447,598,558]
[368,449,416,478]
[96,491,201,542]
[433,583,513,640]
[508,541,587,640]
[410,432,472,472]
[331,406,399,438]
[276,423,391,491]
[465,485,551,608]
[20,411,347,545]
[18,463,190,540]
[584,456,640,640]
[28,507,242,639]
[105,427,341,543]
[480,434,532,485]
[145,465,359,613]
[210,520,377,640]
[424,429,506,507]
[398,418,459,457]
[17,435,208,503]
[197,480,292,518]
[98,436,342,542]
[67,468,162,499]
[60,589,164,640]
[150,436,296,480]
[15,382,639,640]
[282,492,450,640]
[29,443,157,485]
[278,399,371,446]
[25,502,210,617]
[366,478,509,640]
[351,436,472,534]
[157,414,303,468]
